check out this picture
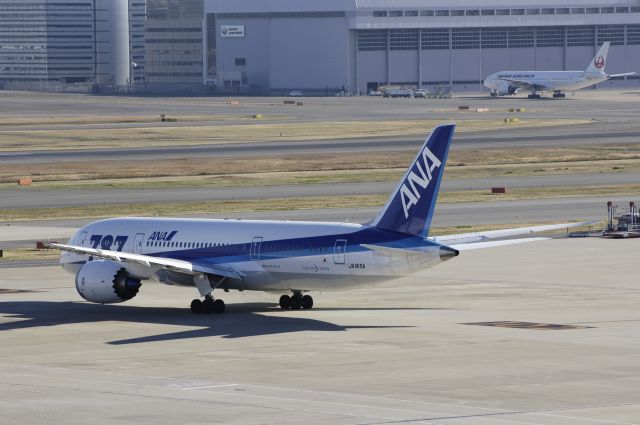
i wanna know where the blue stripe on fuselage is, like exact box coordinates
[145,227,441,265]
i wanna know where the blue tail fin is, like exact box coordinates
[370,124,455,237]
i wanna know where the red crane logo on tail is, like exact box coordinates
[594,55,605,69]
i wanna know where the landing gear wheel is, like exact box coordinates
[279,294,291,309]
[290,294,303,310]
[301,295,314,310]
[202,298,214,314]
[190,299,203,314]
[528,93,541,99]
[213,299,225,314]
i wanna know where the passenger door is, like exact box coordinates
[250,237,263,261]
[78,231,88,247]
[133,233,145,254]
[334,239,347,264]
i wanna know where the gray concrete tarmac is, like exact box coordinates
[1,238,638,424]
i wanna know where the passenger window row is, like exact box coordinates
[144,240,334,253]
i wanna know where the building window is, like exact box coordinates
[616,7,629,13]
[496,9,510,15]
[526,9,540,15]
[357,30,387,51]
[405,10,418,17]
[435,10,449,17]
[452,28,480,49]
[372,10,387,17]
[481,9,495,16]
[389,10,403,17]
[390,29,418,50]
[601,7,614,13]
[451,10,464,16]
[537,26,564,47]
[481,28,507,48]
[598,25,625,46]
[235,57,246,66]
[586,8,600,14]
[511,9,525,15]
[571,8,585,14]
[466,10,480,16]
[541,8,555,15]
[421,29,450,49]
[628,25,640,44]
[509,27,534,48]
[567,26,595,46]
[556,8,570,14]
[420,10,434,16]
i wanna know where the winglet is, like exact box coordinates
[369,124,455,237]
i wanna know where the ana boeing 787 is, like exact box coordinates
[48,124,589,313]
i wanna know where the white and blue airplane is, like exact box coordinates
[49,124,589,314]
[484,42,637,99]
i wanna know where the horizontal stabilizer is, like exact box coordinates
[431,221,597,245]
[450,237,550,251]
[609,72,637,78]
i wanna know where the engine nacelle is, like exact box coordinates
[496,82,518,96]
[75,260,142,304]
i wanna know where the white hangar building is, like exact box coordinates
[204,0,640,95]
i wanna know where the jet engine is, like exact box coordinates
[495,82,518,96]
[75,260,142,304]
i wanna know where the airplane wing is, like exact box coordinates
[44,242,244,280]
[497,78,549,92]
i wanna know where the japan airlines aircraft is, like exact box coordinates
[48,124,589,314]
[484,42,636,98]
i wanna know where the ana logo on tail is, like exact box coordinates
[594,55,605,69]
[400,146,442,218]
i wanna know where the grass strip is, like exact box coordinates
[0,118,590,151]
[2,184,638,222]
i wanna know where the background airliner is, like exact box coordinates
[48,124,589,314]
[484,42,636,98]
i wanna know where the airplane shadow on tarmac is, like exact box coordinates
[0,301,419,345]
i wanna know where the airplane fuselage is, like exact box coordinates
[61,217,449,293]
[484,70,608,94]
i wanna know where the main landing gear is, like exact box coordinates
[552,91,566,98]
[527,92,542,99]
[279,291,313,310]
[190,294,225,314]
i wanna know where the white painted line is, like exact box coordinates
[180,384,238,391]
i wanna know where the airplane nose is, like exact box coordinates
[439,246,459,261]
